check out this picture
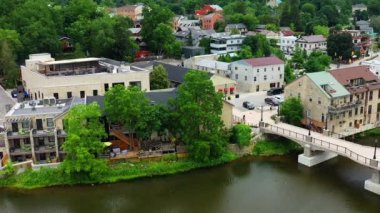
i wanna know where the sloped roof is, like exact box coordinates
[196,59,230,71]
[153,62,191,83]
[306,72,350,98]
[226,23,246,29]
[329,66,378,86]
[233,56,284,67]
[296,35,326,43]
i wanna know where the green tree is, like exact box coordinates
[0,29,22,56]
[368,0,380,16]
[151,23,181,57]
[170,71,226,162]
[238,45,253,59]
[150,64,170,90]
[327,32,354,61]
[370,16,380,33]
[0,41,20,88]
[214,20,226,33]
[231,124,252,147]
[284,63,295,83]
[280,97,304,126]
[199,37,211,54]
[243,35,271,57]
[141,3,174,50]
[304,51,331,73]
[61,103,108,180]
[313,25,329,37]
[291,46,305,69]
[105,85,150,140]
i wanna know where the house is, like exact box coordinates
[201,13,223,30]
[194,59,230,77]
[1,97,84,163]
[280,34,297,54]
[175,27,215,46]
[295,35,327,54]
[230,56,285,92]
[195,5,223,17]
[341,30,371,57]
[225,23,248,35]
[256,29,280,45]
[356,20,374,34]
[183,54,219,69]
[361,60,380,77]
[210,32,246,54]
[59,37,73,52]
[21,53,150,100]
[173,16,200,31]
[108,4,144,21]
[285,66,380,134]
[352,4,367,13]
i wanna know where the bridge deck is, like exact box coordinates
[261,122,380,170]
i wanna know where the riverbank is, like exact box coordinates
[252,138,302,156]
[0,152,238,189]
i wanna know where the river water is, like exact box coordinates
[1,155,380,213]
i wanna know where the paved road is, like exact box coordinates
[330,52,379,70]
[0,85,16,126]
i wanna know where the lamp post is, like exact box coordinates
[308,120,311,136]
[277,103,280,116]
[374,139,378,160]
[325,113,328,130]
[261,105,263,122]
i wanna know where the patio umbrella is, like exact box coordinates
[104,142,112,147]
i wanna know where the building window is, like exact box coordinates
[254,77,256,82]
[22,120,29,129]
[264,75,267,80]
[104,83,109,92]
[280,74,282,79]
[377,103,380,112]
[298,93,301,98]
[93,90,98,96]
[309,97,312,102]
[80,91,85,98]
[47,118,54,128]
[257,69,259,73]
[370,91,373,100]
[350,95,353,102]
[349,110,352,117]
[67,92,72,99]
[53,93,59,100]
[235,67,238,70]
[318,97,321,105]
[360,106,364,114]
[245,76,247,81]
[355,107,358,115]
[235,74,238,79]
[278,67,280,71]
[368,105,372,114]
[264,68,266,72]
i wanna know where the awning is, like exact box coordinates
[6,117,31,123]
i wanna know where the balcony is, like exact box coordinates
[7,130,30,139]
[32,129,55,137]
[57,129,67,138]
[34,144,56,154]
[9,145,32,156]
[328,100,362,114]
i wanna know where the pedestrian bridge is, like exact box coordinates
[259,121,380,195]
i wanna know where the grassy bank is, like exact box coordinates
[354,128,380,139]
[252,138,302,156]
[0,152,237,189]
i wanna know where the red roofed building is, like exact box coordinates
[230,56,285,92]
[201,13,223,30]
[195,5,223,16]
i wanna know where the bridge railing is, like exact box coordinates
[262,123,379,170]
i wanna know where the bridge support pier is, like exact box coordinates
[298,143,338,167]
[364,168,380,195]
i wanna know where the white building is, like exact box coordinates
[195,59,231,76]
[362,60,380,77]
[210,33,246,55]
[230,56,285,92]
[295,35,327,54]
[21,53,150,100]
[280,35,297,54]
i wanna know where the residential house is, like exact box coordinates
[195,5,223,17]
[356,20,374,34]
[108,4,144,21]
[195,59,231,76]
[183,54,219,69]
[295,35,327,54]
[225,23,248,35]
[230,56,285,92]
[352,4,367,13]
[2,97,84,163]
[257,30,280,46]
[362,60,380,77]
[280,35,297,54]
[173,16,200,31]
[175,27,215,46]
[341,30,371,57]
[210,32,246,54]
[285,66,380,134]
[201,13,223,30]
[21,53,150,100]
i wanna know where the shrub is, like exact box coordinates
[0,162,15,178]
[161,153,177,162]
[231,124,252,147]
[189,140,211,162]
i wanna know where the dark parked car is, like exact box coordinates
[265,97,279,106]
[267,87,283,96]
[243,101,255,110]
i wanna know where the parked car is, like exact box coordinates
[274,95,284,103]
[267,87,283,96]
[265,97,279,106]
[242,101,255,110]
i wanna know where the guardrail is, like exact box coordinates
[261,123,379,170]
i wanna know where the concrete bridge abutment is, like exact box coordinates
[364,164,380,195]
[298,136,338,167]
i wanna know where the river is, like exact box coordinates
[1,155,380,213]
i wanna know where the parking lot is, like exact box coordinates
[229,91,280,126]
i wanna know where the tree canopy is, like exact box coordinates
[150,64,170,90]
[327,32,354,62]
[280,97,304,126]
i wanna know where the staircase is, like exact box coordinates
[110,129,139,150]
